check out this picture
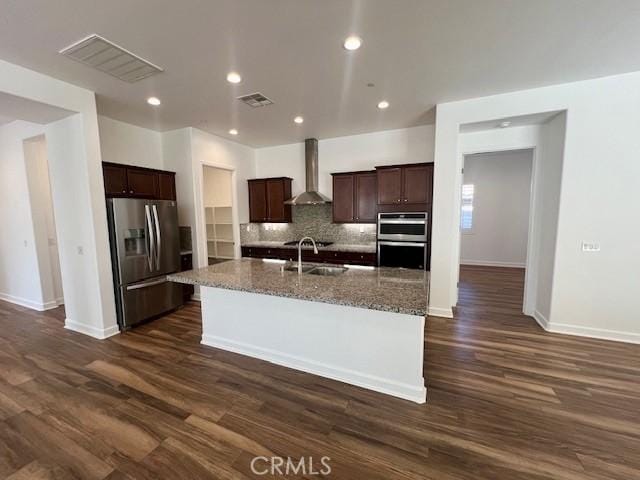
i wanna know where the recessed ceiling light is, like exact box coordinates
[226,72,242,84]
[343,36,362,51]
[229,129,238,135]
[499,121,512,128]
[294,116,304,124]
[147,96,161,106]
[377,100,389,110]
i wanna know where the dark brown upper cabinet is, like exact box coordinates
[248,177,292,223]
[331,171,377,223]
[102,162,176,200]
[355,172,377,222]
[157,172,177,200]
[376,167,403,205]
[103,164,128,196]
[376,163,433,208]
[403,164,433,204]
[126,168,158,198]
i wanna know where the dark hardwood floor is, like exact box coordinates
[1,266,639,479]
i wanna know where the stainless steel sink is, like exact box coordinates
[307,266,348,276]
[283,263,316,273]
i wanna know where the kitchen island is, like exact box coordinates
[168,259,428,403]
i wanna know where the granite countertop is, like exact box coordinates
[167,259,428,316]
[242,240,377,254]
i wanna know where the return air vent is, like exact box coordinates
[237,92,274,108]
[59,34,163,83]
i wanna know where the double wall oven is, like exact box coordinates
[377,212,428,270]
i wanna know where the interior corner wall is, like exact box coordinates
[431,71,640,343]
[46,114,118,338]
[531,113,566,323]
[0,121,49,309]
[189,128,256,269]
[23,134,64,308]
[460,150,533,268]
[0,58,118,338]
[97,115,163,169]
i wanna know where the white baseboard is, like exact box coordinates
[0,292,62,311]
[460,260,526,268]
[532,310,639,344]
[191,292,201,301]
[202,334,427,403]
[427,306,454,318]
[547,323,640,345]
[532,310,549,330]
[65,319,120,340]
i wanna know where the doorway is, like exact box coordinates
[458,149,534,314]
[202,165,236,265]
[23,134,64,308]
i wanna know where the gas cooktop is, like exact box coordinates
[284,240,334,247]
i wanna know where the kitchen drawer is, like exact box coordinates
[323,251,376,266]
[241,246,376,266]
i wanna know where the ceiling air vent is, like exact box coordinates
[237,92,274,108]
[59,34,163,83]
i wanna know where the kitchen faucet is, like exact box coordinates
[298,236,318,274]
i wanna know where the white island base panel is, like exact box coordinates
[200,287,427,403]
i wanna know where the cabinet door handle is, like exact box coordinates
[404,199,408,202]
[130,190,134,194]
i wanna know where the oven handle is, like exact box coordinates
[378,241,426,247]
[378,219,426,225]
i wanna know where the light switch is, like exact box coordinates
[77,246,84,255]
[581,242,600,252]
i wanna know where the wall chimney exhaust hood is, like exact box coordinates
[284,138,331,205]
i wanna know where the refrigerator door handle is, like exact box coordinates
[126,277,167,290]
[152,204,161,270]
[144,205,155,271]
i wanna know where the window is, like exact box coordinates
[460,184,474,231]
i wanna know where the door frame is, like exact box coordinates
[457,146,538,315]
[194,161,240,269]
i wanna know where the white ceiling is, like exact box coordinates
[1,1,640,147]
[0,92,75,124]
[0,114,14,127]
[459,111,562,133]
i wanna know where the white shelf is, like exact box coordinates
[204,205,235,259]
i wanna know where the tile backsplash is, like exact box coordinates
[240,205,376,245]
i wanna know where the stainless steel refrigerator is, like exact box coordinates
[107,198,183,330]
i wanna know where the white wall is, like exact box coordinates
[0,121,49,308]
[460,149,533,268]
[0,59,117,338]
[431,71,640,343]
[162,127,256,272]
[203,167,232,207]
[255,125,435,201]
[23,134,64,307]
[97,115,163,169]
[531,114,566,323]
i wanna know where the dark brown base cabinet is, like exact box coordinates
[242,246,376,266]
[248,177,292,223]
[180,253,195,302]
[103,162,176,200]
[331,171,377,223]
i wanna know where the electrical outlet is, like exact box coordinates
[77,246,84,255]
[581,242,600,252]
